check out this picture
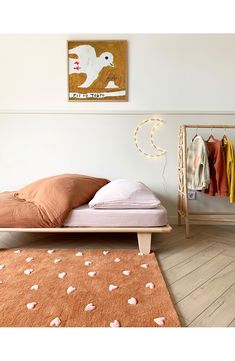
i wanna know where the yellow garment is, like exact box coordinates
[222,138,235,203]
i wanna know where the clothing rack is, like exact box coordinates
[177,124,235,238]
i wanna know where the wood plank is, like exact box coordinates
[190,284,235,327]
[221,246,235,258]
[159,240,215,271]
[198,228,235,245]
[154,235,189,256]
[228,319,235,327]
[208,233,235,245]
[157,234,211,261]
[176,261,235,325]
[169,253,233,303]
[164,244,224,285]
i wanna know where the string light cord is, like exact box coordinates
[161,153,169,195]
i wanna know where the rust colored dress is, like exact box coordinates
[205,140,229,197]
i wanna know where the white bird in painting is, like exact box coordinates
[69,45,114,88]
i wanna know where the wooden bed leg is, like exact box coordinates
[137,233,152,255]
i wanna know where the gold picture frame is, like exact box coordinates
[68,40,128,102]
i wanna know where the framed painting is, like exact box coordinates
[68,40,128,101]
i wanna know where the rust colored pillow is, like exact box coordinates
[16,174,109,226]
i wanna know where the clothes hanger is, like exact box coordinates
[192,128,198,141]
[222,127,228,141]
[207,128,217,142]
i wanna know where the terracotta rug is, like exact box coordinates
[0,248,180,327]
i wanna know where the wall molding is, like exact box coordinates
[1,110,235,116]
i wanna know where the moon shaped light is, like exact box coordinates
[134,117,166,159]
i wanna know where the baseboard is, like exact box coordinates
[168,215,235,226]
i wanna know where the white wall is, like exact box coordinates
[1,34,235,223]
[2,34,235,111]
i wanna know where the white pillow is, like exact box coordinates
[88,179,161,209]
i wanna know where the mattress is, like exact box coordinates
[63,204,168,227]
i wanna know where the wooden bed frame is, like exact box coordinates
[0,225,172,255]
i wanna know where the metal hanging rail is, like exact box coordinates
[177,124,235,238]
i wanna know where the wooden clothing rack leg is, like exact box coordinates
[177,125,190,237]
[177,124,235,238]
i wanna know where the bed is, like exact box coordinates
[0,175,172,254]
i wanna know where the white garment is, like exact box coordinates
[187,135,210,190]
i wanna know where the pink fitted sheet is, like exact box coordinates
[63,204,168,227]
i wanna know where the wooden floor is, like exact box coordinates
[0,225,234,327]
